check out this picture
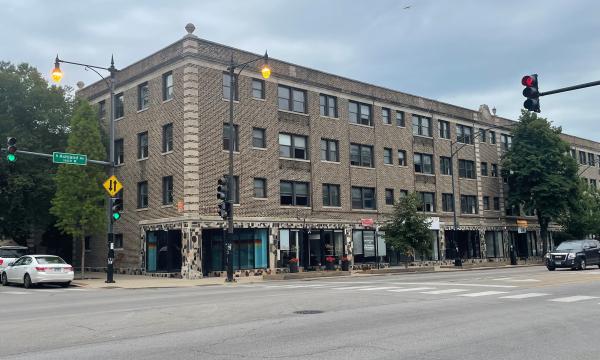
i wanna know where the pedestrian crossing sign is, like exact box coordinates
[103,175,123,197]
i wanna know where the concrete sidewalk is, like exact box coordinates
[73,274,263,289]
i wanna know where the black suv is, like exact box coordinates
[545,239,600,271]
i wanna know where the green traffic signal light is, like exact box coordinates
[112,212,121,221]
[7,153,16,162]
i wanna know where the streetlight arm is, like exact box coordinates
[451,122,516,158]
[229,52,268,72]
[56,58,113,72]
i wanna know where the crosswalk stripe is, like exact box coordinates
[358,287,399,291]
[500,293,549,299]
[332,286,375,290]
[550,296,598,303]
[460,291,508,297]
[2,291,28,295]
[421,289,468,295]
[388,287,434,293]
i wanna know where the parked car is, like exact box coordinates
[545,239,600,271]
[0,246,28,273]
[1,255,74,288]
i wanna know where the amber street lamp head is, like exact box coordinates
[51,56,63,83]
[261,51,271,79]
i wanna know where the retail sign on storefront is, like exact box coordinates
[516,220,528,227]
[361,218,374,228]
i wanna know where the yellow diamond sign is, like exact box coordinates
[103,175,123,197]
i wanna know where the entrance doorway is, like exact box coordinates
[146,230,182,273]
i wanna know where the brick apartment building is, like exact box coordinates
[77,24,600,278]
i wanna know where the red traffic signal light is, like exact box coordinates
[521,75,536,87]
[521,74,540,113]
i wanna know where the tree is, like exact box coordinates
[51,100,106,278]
[558,180,600,240]
[0,62,72,246]
[502,110,579,255]
[382,192,432,267]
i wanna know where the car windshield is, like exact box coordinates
[35,256,66,264]
[0,249,27,258]
[555,241,584,251]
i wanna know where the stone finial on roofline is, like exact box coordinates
[185,23,196,34]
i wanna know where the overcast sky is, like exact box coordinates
[3,0,600,140]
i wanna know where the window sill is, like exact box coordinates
[416,172,435,176]
[413,134,433,140]
[222,150,241,154]
[458,177,477,180]
[279,157,310,163]
[222,98,240,104]
[115,163,125,168]
[439,137,451,141]
[397,125,406,128]
[398,164,408,168]
[137,108,149,114]
[349,122,374,129]
[351,209,378,212]
[137,157,148,162]
[278,109,309,117]
[280,206,311,209]
[163,98,174,104]
[350,165,375,170]
[136,208,149,212]
[440,173,452,177]
[382,122,393,126]
[455,142,474,146]
[252,197,268,201]
[322,206,342,209]
[252,147,267,151]
[161,204,173,208]
[161,151,174,156]
[252,97,266,102]
[384,163,394,167]
[321,160,340,165]
[319,115,339,120]
[115,117,124,122]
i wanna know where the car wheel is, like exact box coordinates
[1,273,8,286]
[547,266,556,271]
[579,259,587,271]
[23,274,33,289]
[60,281,71,288]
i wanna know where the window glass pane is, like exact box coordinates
[331,185,340,206]
[353,231,363,255]
[352,188,362,209]
[350,144,360,165]
[329,141,337,161]
[363,231,375,257]
[292,90,305,113]
[319,95,326,116]
[277,86,289,110]
[328,97,336,117]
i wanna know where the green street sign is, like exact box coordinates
[52,152,87,166]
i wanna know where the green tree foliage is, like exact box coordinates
[382,192,432,265]
[0,62,72,245]
[502,110,579,254]
[51,101,106,277]
[558,180,600,240]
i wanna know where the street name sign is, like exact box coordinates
[103,175,123,197]
[53,152,87,165]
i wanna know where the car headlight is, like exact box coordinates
[545,253,552,259]
[567,253,576,259]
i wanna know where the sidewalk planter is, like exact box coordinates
[325,256,335,271]
[288,258,299,273]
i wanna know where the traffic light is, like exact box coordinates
[111,197,123,222]
[522,74,540,113]
[6,137,17,162]
[217,176,229,220]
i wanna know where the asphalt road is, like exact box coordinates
[2,266,600,359]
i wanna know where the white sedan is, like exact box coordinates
[1,255,74,288]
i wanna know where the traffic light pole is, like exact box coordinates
[539,79,600,96]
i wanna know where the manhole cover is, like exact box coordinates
[294,310,323,315]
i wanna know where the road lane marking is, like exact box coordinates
[332,286,377,290]
[460,291,508,297]
[550,296,598,303]
[421,289,468,295]
[500,293,549,299]
[391,282,517,288]
[388,287,434,293]
[1,291,29,295]
[358,287,399,291]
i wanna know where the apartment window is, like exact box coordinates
[501,134,512,151]
[162,123,173,153]
[252,79,265,99]
[137,82,149,110]
[383,148,392,165]
[280,181,309,206]
[137,132,148,159]
[385,188,395,205]
[137,181,148,209]
[398,150,407,166]
[114,139,124,165]
[483,196,490,210]
[223,124,239,151]
[414,153,433,174]
[350,143,374,167]
[115,93,124,119]
[490,131,496,144]
[280,133,308,160]
[320,139,339,162]
[98,100,106,120]
[278,85,306,113]
[319,94,338,117]
[322,184,341,207]
[412,115,432,137]
[382,108,391,125]
[223,73,238,100]
[400,190,408,198]
[113,234,123,249]
[458,159,475,179]
[479,128,486,143]
[588,153,596,166]
[254,178,267,198]
[579,151,587,165]
[481,162,488,176]
[493,197,500,210]
[590,179,597,189]
[396,111,405,127]
[570,149,577,159]
[417,192,435,212]
[439,120,450,139]
[162,176,173,205]
[456,124,473,144]
[349,101,372,126]
[162,71,173,101]
[461,195,478,214]
[491,163,499,177]
[442,193,454,212]
[252,128,266,148]
[352,187,376,210]
[440,156,452,175]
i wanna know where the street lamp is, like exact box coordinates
[225,51,271,282]
[50,55,118,283]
